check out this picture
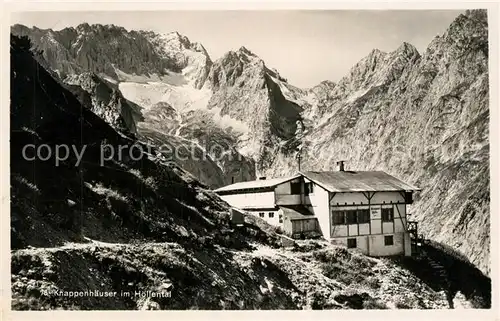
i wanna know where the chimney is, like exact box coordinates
[337,161,345,172]
[258,176,267,180]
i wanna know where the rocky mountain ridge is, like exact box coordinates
[13,34,490,310]
[11,9,490,276]
[11,23,212,87]
[11,23,304,176]
[293,9,489,275]
[63,72,144,136]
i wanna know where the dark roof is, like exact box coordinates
[301,171,420,192]
[215,170,420,194]
[214,174,301,193]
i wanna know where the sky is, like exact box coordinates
[11,10,464,88]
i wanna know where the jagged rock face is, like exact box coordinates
[10,35,491,311]
[143,30,213,89]
[63,72,143,135]
[302,43,421,124]
[137,104,257,188]
[9,33,245,249]
[119,78,256,188]
[10,10,490,275]
[10,24,212,88]
[279,9,489,275]
[206,48,271,150]
[11,23,241,188]
[10,24,299,185]
[206,47,303,170]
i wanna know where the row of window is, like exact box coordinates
[258,212,284,223]
[259,212,273,218]
[332,208,395,225]
[347,235,394,248]
[332,209,370,224]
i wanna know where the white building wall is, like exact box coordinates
[368,232,405,256]
[275,178,302,205]
[371,212,382,234]
[331,235,369,254]
[331,225,348,237]
[348,224,358,236]
[371,191,405,204]
[306,182,330,237]
[329,191,408,256]
[276,194,301,205]
[331,233,405,256]
[246,209,281,227]
[358,223,370,235]
[220,191,275,209]
[394,204,407,232]
[404,232,412,256]
[331,192,369,206]
[275,179,294,194]
[331,191,405,206]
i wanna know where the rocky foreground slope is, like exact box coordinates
[11,35,492,311]
[11,9,490,277]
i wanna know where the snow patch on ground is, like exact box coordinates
[145,32,210,87]
[98,73,118,85]
[207,106,250,135]
[118,76,250,136]
[119,79,208,112]
[345,87,371,104]
[237,138,261,160]
[113,66,187,85]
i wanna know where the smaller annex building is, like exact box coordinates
[214,162,420,257]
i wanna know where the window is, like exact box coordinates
[404,192,413,204]
[259,212,265,218]
[304,182,314,195]
[357,209,370,224]
[346,210,358,224]
[347,238,357,249]
[332,210,345,225]
[384,235,394,246]
[269,212,274,218]
[290,182,301,195]
[279,214,283,223]
[382,208,394,222]
[333,209,370,225]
